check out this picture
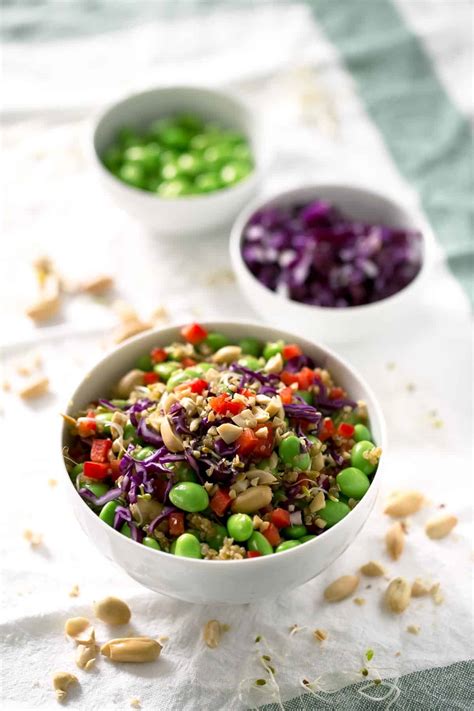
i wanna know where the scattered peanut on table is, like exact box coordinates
[324,575,359,602]
[93,596,131,626]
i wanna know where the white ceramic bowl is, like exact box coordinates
[230,184,434,344]
[91,86,262,236]
[60,321,386,604]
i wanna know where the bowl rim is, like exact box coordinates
[230,182,434,314]
[89,84,261,203]
[60,319,387,568]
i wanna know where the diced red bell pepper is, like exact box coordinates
[181,322,208,345]
[247,550,262,558]
[151,347,167,363]
[169,512,185,537]
[109,459,121,481]
[337,422,355,438]
[209,394,245,416]
[262,522,281,547]
[252,426,275,458]
[77,409,97,437]
[281,371,299,386]
[271,507,291,529]
[282,344,302,360]
[210,488,232,517]
[280,386,294,405]
[296,367,315,390]
[238,388,254,397]
[189,378,208,394]
[236,428,259,456]
[143,372,160,385]
[83,461,110,480]
[90,438,112,464]
[181,357,197,368]
[329,386,345,400]
[319,417,335,441]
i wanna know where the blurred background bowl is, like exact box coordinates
[230,184,434,344]
[92,86,262,236]
[61,321,386,604]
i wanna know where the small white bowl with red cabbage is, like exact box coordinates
[230,185,433,342]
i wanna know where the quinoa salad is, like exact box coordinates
[63,324,381,560]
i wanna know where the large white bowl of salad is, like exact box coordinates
[61,321,386,604]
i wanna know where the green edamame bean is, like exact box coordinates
[167,368,200,391]
[157,178,191,198]
[187,530,201,542]
[300,535,316,543]
[351,441,378,475]
[95,412,113,433]
[99,500,120,527]
[275,540,301,553]
[72,463,84,477]
[169,482,209,512]
[143,536,161,550]
[238,356,261,370]
[296,390,313,405]
[174,533,202,559]
[247,531,273,556]
[206,524,227,551]
[119,163,145,188]
[85,482,109,498]
[227,513,253,542]
[204,332,231,352]
[354,424,373,443]
[194,362,214,373]
[263,341,284,360]
[238,338,262,357]
[134,446,156,461]
[282,525,308,539]
[279,435,301,466]
[121,523,132,538]
[173,462,198,483]
[294,452,311,471]
[111,399,129,407]
[336,467,370,500]
[170,539,177,554]
[136,354,153,371]
[154,361,180,381]
[318,499,350,527]
[194,173,222,193]
[123,423,138,443]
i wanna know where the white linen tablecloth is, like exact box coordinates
[1,2,472,709]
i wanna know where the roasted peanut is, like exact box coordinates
[385,577,411,614]
[324,575,359,602]
[384,491,424,517]
[212,346,242,364]
[100,637,162,663]
[117,369,145,398]
[231,485,273,514]
[52,672,78,702]
[385,521,405,560]
[425,514,458,539]
[161,415,184,452]
[93,596,131,625]
[360,560,386,577]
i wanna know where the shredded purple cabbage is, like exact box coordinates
[113,505,132,530]
[242,199,423,307]
[284,402,322,424]
[79,487,122,507]
[129,398,153,426]
[136,417,163,447]
[98,399,120,410]
[149,505,178,533]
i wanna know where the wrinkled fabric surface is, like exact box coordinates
[1,1,472,709]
